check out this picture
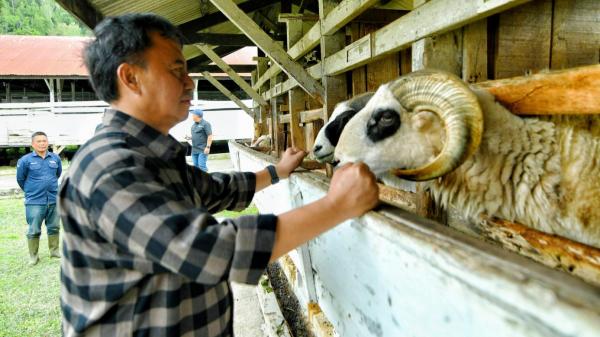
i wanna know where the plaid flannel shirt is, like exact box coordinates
[59,109,277,337]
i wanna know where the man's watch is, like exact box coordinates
[266,165,279,184]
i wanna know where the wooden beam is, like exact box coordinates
[480,217,600,287]
[54,0,103,29]
[210,0,324,103]
[185,33,253,46]
[187,64,256,73]
[201,71,255,116]
[324,0,531,76]
[300,108,324,123]
[186,46,241,70]
[261,63,322,100]
[178,0,279,36]
[477,64,600,115]
[196,44,268,106]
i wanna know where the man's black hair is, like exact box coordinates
[84,13,184,103]
[31,131,47,140]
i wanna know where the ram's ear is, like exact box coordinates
[412,110,438,132]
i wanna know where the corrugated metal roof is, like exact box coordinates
[0,35,90,77]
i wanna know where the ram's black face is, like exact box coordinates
[324,109,359,147]
[366,109,401,142]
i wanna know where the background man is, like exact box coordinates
[190,108,213,171]
[59,13,378,336]
[16,131,62,266]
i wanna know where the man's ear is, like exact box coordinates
[116,63,141,94]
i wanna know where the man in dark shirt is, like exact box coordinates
[59,13,378,336]
[16,131,62,266]
[190,108,213,171]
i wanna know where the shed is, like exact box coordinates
[56,1,600,336]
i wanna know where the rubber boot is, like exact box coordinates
[27,238,40,266]
[48,234,60,258]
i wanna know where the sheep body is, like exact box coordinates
[335,82,600,247]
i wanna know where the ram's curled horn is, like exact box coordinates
[390,70,483,181]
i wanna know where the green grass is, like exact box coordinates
[0,196,257,336]
[0,197,61,337]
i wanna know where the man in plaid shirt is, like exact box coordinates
[59,13,379,337]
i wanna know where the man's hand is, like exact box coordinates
[276,147,307,178]
[204,147,210,154]
[325,163,379,218]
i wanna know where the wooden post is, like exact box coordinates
[411,27,464,222]
[56,79,63,102]
[44,78,55,103]
[462,19,488,83]
[319,0,347,122]
[5,82,9,102]
[256,57,270,138]
[70,81,76,101]
[282,15,308,150]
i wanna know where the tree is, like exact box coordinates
[0,0,91,36]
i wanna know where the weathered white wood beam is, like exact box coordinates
[253,0,381,90]
[261,63,322,101]
[324,0,532,76]
[201,71,255,117]
[209,0,324,103]
[195,44,268,106]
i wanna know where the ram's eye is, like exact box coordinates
[366,109,401,142]
[379,110,397,126]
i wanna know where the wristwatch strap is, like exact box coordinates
[266,165,279,184]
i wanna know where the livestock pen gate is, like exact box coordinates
[57,1,600,336]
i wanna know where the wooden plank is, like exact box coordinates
[462,19,488,83]
[209,0,324,103]
[300,108,324,123]
[494,0,553,79]
[479,217,600,287]
[551,0,600,69]
[201,71,254,116]
[196,44,268,106]
[54,0,103,29]
[477,64,600,115]
[324,0,531,76]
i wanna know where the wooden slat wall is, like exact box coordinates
[551,0,600,69]
[494,0,553,79]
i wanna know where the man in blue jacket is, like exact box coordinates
[16,131,62,266]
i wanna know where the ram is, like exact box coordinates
[334,70,600,248]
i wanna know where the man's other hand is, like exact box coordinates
[276,147,307,179]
